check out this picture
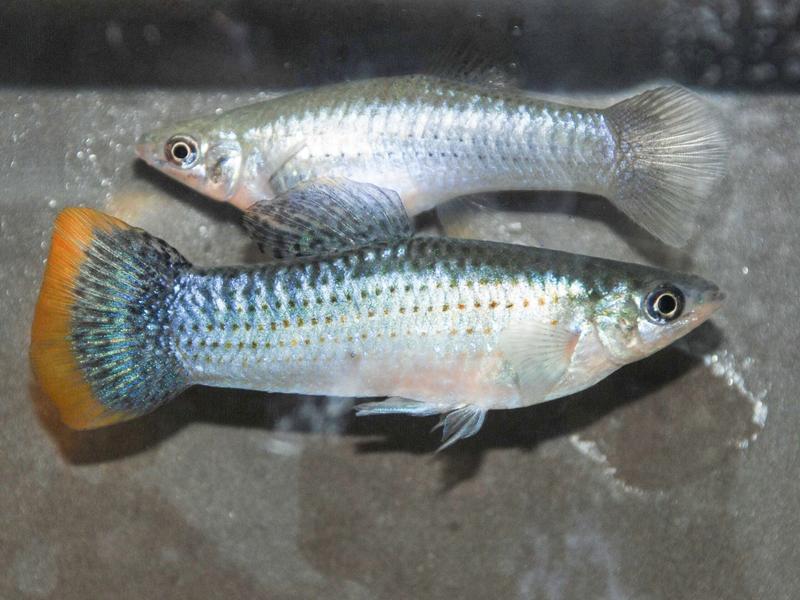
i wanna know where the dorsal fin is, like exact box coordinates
[243,178,414,259]
[429,30,521,89]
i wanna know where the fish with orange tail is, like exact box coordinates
[30,179,724,448]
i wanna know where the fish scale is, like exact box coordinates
[31,191,723,441]
[227,76,615,210]
[138,75,728,246]
[169,237,593,404]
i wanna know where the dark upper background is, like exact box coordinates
[3,0,800,90]
[2,2,798,599]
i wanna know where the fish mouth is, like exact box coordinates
[707,287,725,304]
[692,285,725,322]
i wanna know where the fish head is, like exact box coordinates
[594,271,724,364]
[136,122,243,204]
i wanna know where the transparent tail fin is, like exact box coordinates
[604,86,729,246]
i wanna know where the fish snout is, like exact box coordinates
[692,283,725,322]
[706,286,725,305]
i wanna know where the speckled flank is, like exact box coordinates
[34,206,722,430]
[148,75,616,214]
[139,75,726,246]
[171,238,611,407]
[260,76,616,211]
[161,234,720,413]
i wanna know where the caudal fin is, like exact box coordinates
[604,86,729,246]
[30,208,190,429]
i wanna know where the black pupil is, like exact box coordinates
[656,293,677,315]
[172,143,190,160]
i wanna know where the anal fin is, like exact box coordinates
[355,397,441,417]
[437,193,541,247]
[355,398,487,450]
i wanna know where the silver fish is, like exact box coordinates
[136,75,727,246]
[31,180,723,447]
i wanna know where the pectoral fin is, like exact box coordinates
[265,139,307,191]
[498,318,580,404]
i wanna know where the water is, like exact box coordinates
[1,3,798,599]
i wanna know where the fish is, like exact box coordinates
[30,179,724,448]
[136,75,728,247]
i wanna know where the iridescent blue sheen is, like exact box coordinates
[69,227,190,414]
[67,225,721,421]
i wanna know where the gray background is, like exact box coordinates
[1,2,798,599]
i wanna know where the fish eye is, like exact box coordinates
[164,135,199,168]
[644,285,684,323]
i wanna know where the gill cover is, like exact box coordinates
[205,140,242,200]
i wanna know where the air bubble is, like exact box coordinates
[702,349,769,444]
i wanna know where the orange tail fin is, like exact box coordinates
[30,208,189,429]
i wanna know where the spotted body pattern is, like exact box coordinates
[173,238,618,407]
[245,76,616,213]
[31,207,722,442]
